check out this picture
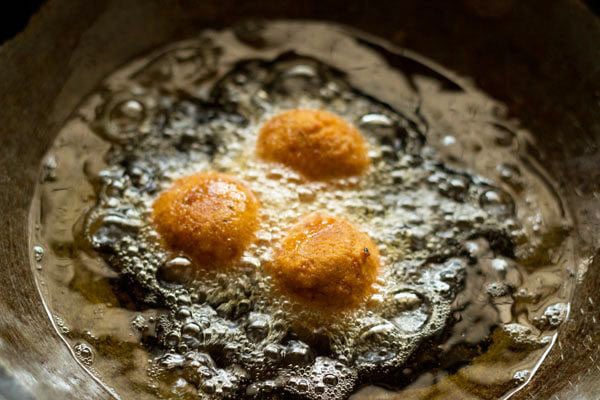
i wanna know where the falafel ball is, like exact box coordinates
[152,172,259,267]
[267,212,381,309]
[256,109,370,180]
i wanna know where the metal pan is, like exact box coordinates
[0,1,598,398]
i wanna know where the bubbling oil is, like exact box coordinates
[30,21,574,400]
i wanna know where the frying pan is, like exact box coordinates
[0,1,598,399]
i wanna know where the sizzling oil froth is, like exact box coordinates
[31,21,574,400]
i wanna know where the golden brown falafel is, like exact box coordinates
[257,109,370,180]
[152,172,259,267]
[267,212,380,309]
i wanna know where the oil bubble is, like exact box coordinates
[74,343,94,366]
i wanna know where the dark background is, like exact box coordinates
[0,0,45,43]
[0,0,598,45]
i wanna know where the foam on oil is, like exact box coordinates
[30,21,574,400]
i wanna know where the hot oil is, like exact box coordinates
[30,21,574,399]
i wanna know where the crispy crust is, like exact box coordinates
[267,212,380,309]
[152,172,259,267]
[257,109,370,180]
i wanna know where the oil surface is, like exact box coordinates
[30,21,574,400]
